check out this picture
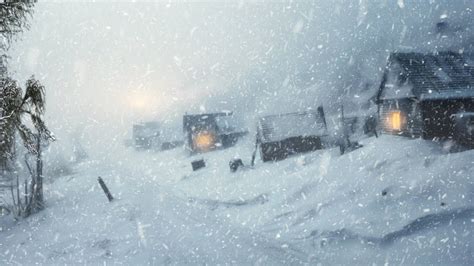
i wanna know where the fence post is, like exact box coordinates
[98,176,114,202]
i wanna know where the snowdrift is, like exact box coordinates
[1,135,473,264]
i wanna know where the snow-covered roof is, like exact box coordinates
[183,112,231,132]
[380,52,474,100]
[258,111,327,143]
[183,112,247,135]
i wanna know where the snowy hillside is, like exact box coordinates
[1,135,473,264]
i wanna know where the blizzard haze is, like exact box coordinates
[2,1,474,265]
[7,1,474,150]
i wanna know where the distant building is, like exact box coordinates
[133,121,160,150]
[256,109,327,162]
[183,112,247,153]
[131,121,184,151]
[376,52,474,144]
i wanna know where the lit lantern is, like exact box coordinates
[193,131,216,151]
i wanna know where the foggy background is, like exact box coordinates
[6,0,474,156]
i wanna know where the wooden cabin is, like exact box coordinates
[376,52,474,144]
[257,108,328,162]
[183,112,247,153]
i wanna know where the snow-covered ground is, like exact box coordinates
[1,135,473,264]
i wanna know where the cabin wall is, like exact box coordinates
[380,97,474,140]
[379,98,423,137]
[260,136,322,162]
[420,98,474,139]
[453,113,474,146]
[256,111,327,162]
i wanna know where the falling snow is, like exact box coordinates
[1,1,474,265]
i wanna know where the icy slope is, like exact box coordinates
[176,135,474,264]
[1,135,473,264]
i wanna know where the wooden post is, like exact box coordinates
[98,176,114,202]
[250,132,259,167]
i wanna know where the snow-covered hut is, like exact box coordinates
[133,121,160,150]
[257,108,328,162]
[183,112,247,153]
[376,52,474,143]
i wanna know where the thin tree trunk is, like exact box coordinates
[36,135,43,206]
[24,179,28,208]
[16,175,21,212]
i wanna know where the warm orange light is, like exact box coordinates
[124,90,160,116]
[128,94,149,110]
[389,111,402,131]
[193,132,216,151]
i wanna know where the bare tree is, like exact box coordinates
[1,1,36,169]
[0,77,21,172]
[1,77,54,216]
[0,1,54,217]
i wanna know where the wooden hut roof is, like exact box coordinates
[381,52,474,100]
[258,111,327,143]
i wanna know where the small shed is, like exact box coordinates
[183,112,247,153]
[376,52,474,142]
[257,108,328,162]
[133,121,160,150]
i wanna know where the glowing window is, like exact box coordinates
[193,132,216,151]
[389,110,402,131]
